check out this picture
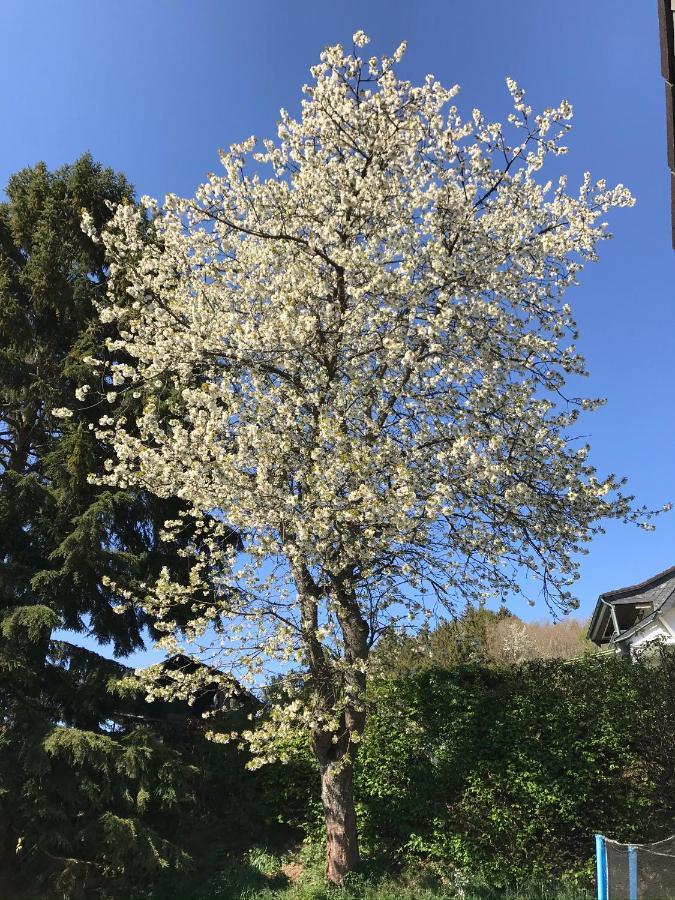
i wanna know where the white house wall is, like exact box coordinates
[660,604,675,637]
[629,621,671,651]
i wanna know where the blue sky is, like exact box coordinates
[3,0,674,661]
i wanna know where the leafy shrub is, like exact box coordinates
[354,652,675,882]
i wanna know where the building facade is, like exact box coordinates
[588,565,675,655]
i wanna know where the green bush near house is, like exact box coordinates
[363,650,675,882]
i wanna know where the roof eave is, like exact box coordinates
[587,601,612,645]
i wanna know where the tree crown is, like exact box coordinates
[77,34,652,759]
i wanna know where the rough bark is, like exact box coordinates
[292,561,370,884]
[319,756,360,884]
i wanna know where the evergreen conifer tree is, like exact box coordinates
[0,156,243,892]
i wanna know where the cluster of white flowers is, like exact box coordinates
[82,33,645,763]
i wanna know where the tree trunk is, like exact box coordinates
[320,757,360,884]
[292,567,368,884]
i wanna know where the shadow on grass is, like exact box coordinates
[131,849,292,900]
[189,868,593,900]
[133,849,595,900]
[193,860,290,899]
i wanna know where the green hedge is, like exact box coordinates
[357,651,675,882]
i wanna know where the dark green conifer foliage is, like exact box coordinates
[371,606,515,675]
[0,156,248,894]
[0,154,150,650]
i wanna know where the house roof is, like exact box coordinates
[156,653,261,708]
[587,565,675,645]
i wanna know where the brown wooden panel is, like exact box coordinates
[659,0,675,82]
[667,80,675,172]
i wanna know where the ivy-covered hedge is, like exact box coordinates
[274,650,675,884]
[356,651,675,882]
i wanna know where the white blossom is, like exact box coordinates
[83,35,649,770]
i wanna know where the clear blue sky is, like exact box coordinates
[3,0,674,660]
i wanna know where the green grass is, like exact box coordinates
[139,846,594,900]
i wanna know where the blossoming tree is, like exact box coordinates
[77,32,647,881]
